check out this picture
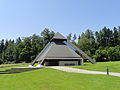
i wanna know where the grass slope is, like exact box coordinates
[0,67,120,90]
[0,63,29,71]
[73,61,120,72]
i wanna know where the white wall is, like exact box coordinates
[59,61,78,66]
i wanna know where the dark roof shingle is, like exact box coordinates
[51,32,66,40]
[36,42,81,61]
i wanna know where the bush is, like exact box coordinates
[94,46,120,62]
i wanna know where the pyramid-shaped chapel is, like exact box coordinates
[31,32,96,66]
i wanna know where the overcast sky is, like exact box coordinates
[0,0,120,40]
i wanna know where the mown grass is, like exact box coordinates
[1,62,120,90]
[0,63,29,71]
[0,67,120,90]
[73,61,120,72]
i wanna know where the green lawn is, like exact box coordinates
[73,61,120,72]
[0,63,29,71]
[0,64,120,90]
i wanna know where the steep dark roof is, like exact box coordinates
[36,43,81,61]
[51,32,67,41]
[31,32,96,65]
[45,43,81,59]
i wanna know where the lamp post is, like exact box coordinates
[106,66,109,75]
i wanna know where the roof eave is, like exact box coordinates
[44,57,83,60]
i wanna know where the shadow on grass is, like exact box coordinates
[0,67,41,74]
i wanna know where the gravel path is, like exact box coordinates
[50,66,120,77]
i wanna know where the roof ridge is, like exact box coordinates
[51,32,67,41]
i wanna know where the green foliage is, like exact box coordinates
[0,29,55,64]
[67,33,72,41]
[95,27,119,47]
[77,27,120,61]
[41,28,55,45]
[0,26,120,64]
[78,30,96,56]
[93,46,120,62]
[0,58,3,64]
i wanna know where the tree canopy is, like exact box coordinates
[0,27,120,64]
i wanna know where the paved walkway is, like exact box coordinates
[50,66,120,77]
